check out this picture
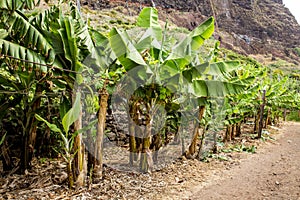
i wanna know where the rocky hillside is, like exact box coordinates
[85,0,300,64]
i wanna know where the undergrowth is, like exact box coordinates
[287,110,300,122]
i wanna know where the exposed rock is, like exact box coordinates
[87,0,300,62]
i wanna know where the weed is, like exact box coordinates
[287,110,300,122]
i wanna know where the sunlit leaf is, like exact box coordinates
[62,92,81,134]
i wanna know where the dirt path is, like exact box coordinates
[189,122,300,200]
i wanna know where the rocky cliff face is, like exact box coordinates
[89,0,300,63]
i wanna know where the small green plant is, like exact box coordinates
[221,144,256,153]
[35,93,81,188]
[201,152,230,162]
[287,110,300,122]
[260,130,275,142]
[39,157,47,164]
[294,47,300,57]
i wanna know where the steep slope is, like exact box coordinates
[86,0,300,64]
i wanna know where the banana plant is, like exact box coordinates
[180,60,245,157]
[221,63,265,141]
[0,1,107,183]
[109,7,247,169]
[0,2,56,171]
[262,72,299,126]
[35,93,81,188]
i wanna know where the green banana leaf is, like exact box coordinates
[182,61,241,83]
[192,80,245,97]
[166,17,214,63]
[137,7,162,41]
[10,10,54,63]
[35,113,69,152]
[109,28,146,71]
[0,39,48,72]
[58,17,79,70]
[62,92,81,134]
[0,0,27,11]
[35,114,63,134]
[0,29,8,39]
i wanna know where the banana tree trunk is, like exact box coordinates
[258,90,266,138]
[93,88,109,182]
[185,105,205,158]
[129,123,136,167]
[275,114,280,126]
[67,155,74,188]
[1,138,13,171]
[254,112,260,133]
[196,127,206,160]
[212,131,218,154]
[20,84,42,172]
[223,124,232,142]
[86,127,94,181]
[283,109,287,121]
[73,106,86,187]
[129,102,138,166]
[235,121,242,137]
[139,111,153,173]
[150,133,161,164]
[231,124,235,140]
[265,108,270,128]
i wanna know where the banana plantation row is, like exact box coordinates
[0,0,299,188]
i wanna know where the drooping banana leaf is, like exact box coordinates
[31,5,60,35]
[88,29,117,71]
[182,61,241,83]
[192,80,245,98]
[109,28,146,71]
[202,61,240,77]
[10,10,55,63]
[70,4,95,57]
[166,17,214,64]
[0,39,48,72]
[35,114,63,134]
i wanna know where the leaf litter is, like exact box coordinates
[0,124,280,199]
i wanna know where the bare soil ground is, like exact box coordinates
[1,122,299,199]
[189,122,300,200]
